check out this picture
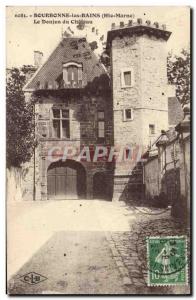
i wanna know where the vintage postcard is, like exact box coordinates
[6,6,191,295]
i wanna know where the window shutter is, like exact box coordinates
[78,68,82,80]
[63,68,68,85]
[48,110,53,138]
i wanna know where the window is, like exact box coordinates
[53,120,60,138]
[98,110,105,138]
[121,67,134,88]
[67,66,78,82]
[123,108,133,121]
[98,121,105,138]
[98,111,104,120]
[63,62,83,88]
[124,71,132,86]
[52,108,70,139]
[149,124,155,135]
[53,109,60,118]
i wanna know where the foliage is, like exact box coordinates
[100,51,111,70]
[6,68,36,168]
[167,49,190,106]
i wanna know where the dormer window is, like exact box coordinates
[63,62,83,88]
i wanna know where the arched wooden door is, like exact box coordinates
[47,160,86,200]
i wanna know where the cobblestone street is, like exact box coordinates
[107,205,190,294]
[7,200,190,295]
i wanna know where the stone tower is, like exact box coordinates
[106,19,172,200]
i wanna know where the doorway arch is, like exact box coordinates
[47,160,86,199]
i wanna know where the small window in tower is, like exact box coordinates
[121,67,134,88]
[123,108,133,121]
[126,109,132,119]
[124,71,131,86]
[149,124,155,135]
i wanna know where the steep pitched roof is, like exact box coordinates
[24,37,107,91]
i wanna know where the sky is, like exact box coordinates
[6,6,190,68]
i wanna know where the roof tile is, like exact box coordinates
[25,37,106,90]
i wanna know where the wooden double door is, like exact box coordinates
[47,164,78,199]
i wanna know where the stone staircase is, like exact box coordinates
[113,161,145,203]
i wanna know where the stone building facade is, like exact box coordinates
[106,20,172,200]
[143,105,190,219]
[23,19,175,201]
[144,129,181,205]
[24,37,114,200]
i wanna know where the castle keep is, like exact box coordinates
[23,19,174,201]
[107,20,171,200]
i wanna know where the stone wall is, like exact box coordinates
[144,156,159,200]
[111,33,169,200]
[184,135,190,219]
[172,107,190,220]
[111,34,169,150]
[144,137,181,207]
[35,93,113,145]
[111,35,142,147]
[29,91,114,200]
[140,36,169,146]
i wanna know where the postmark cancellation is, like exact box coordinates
[147,236,188,286]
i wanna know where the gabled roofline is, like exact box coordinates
[23,38,64,92]
[23,36,108,91]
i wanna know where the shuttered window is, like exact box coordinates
[98,111,105,138]
[63,62,83,88]
[98,121,105,138]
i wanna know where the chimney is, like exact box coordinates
[137,18,143,25]
[34,51,43,68]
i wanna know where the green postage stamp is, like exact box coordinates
[147,236,188,286]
